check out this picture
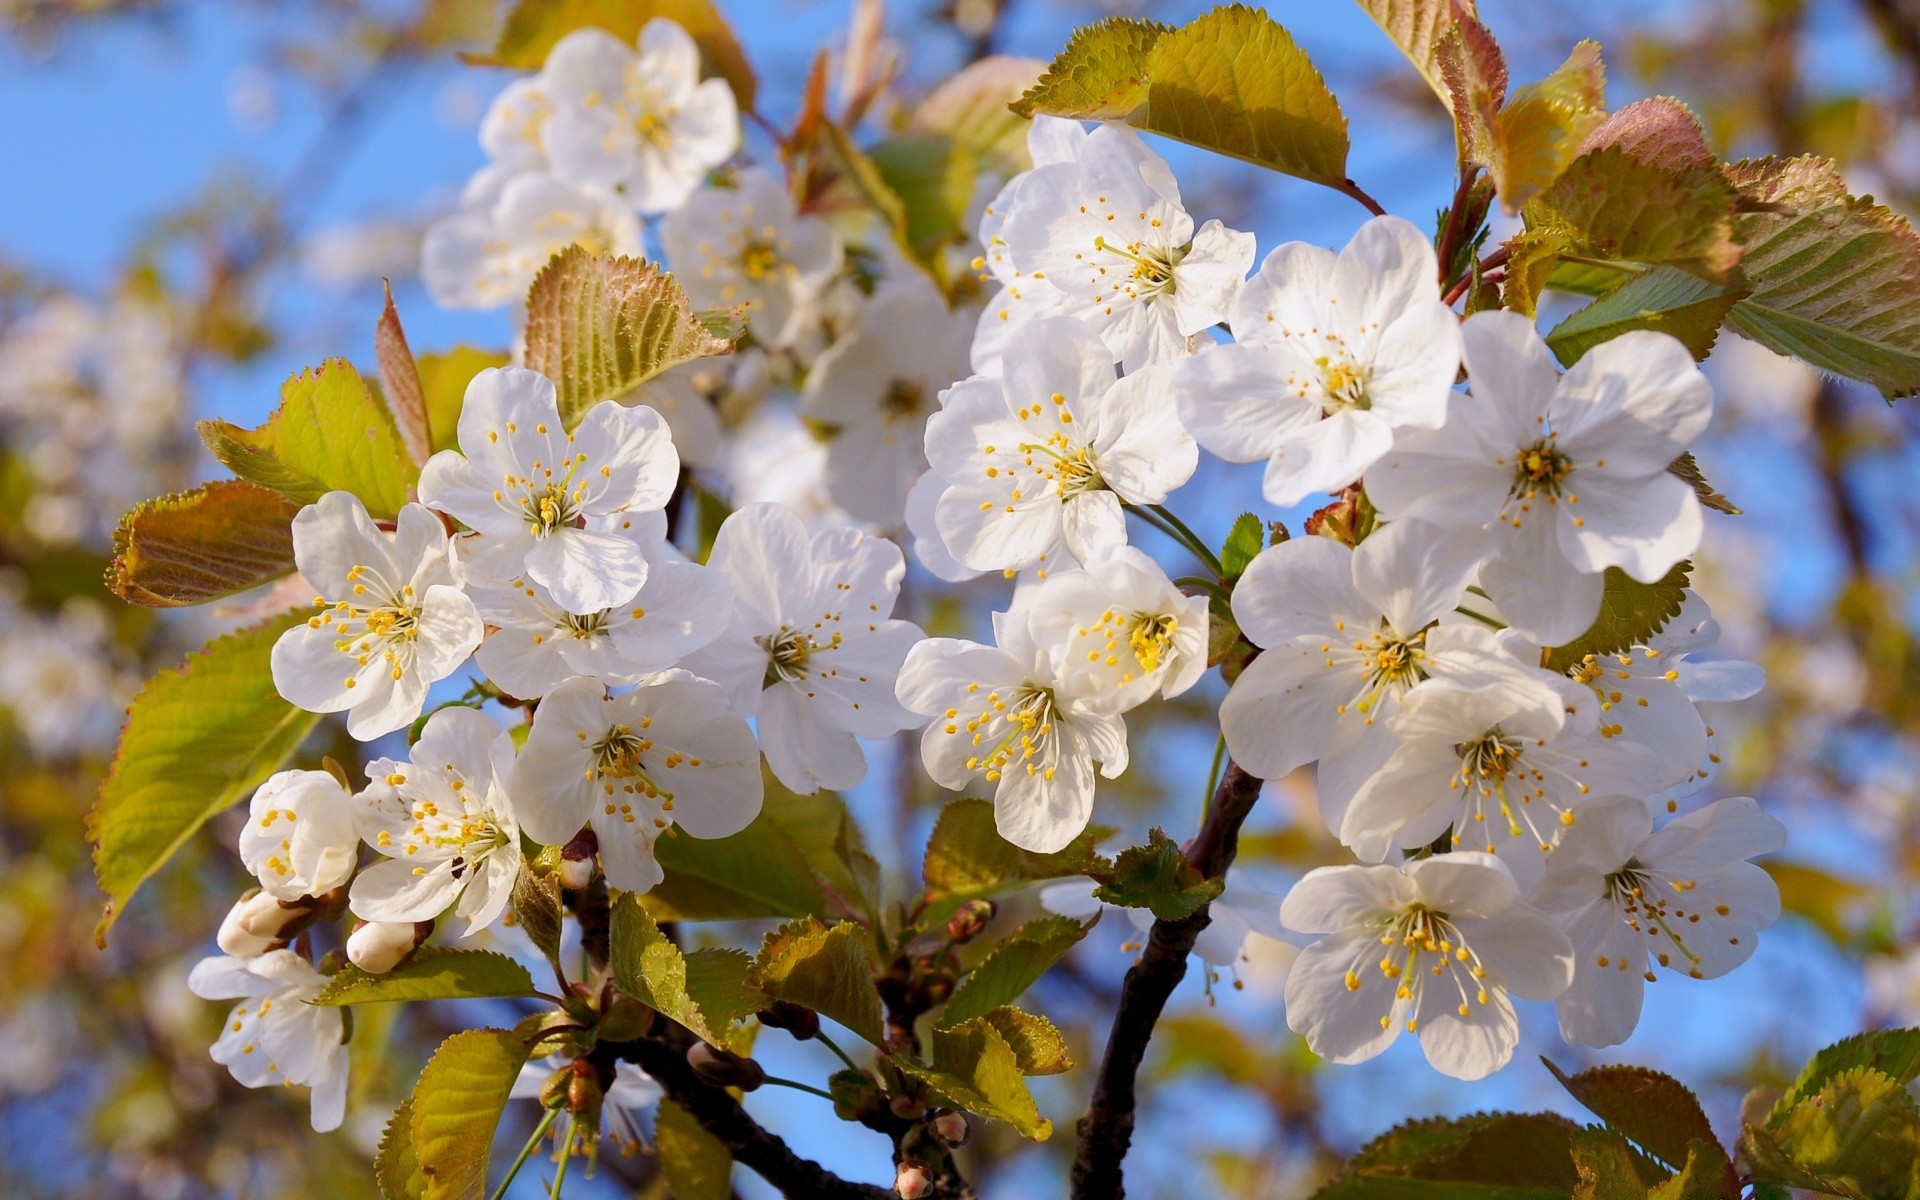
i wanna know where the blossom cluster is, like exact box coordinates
[188,20,1790,1130]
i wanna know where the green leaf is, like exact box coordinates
[977,1006,1073,1075]
[1771,1028,1920,1122]
[1540,561,1692,675]
[893,1017,1053,1139]
[509,860,565,969]
[939,915,1092,1028]
[750,916,885,1046]
[1093,828,1224,921]
[1722,155,1920,399]
[312,948,537,1007]
[655,1097,734,1200]
[870,135,979,275]
[89,612,321,945]
[416,347,509,456]
[610,893,761,1047]
[107,480,300,608]
[408,1029,533,1200]
[1485,41,1608,215]
[648,806,827,921]
[1667,451,1741,515]
[198,359,416,519]
[1545,268,1738,366]
[1358,0,1472,115]
[1315,1112,1582,1200]
[922,798,1110,906]
[1221,512,1265,581]
[911,55,1047,179]
[523,247,739,428]
[478,0,756,110]
[1527,148,1743,282]
[1755,1067,1920,1198]
[375,1096,428,1200]
[1543,1060,1720,1174]
[1648,1141,1735,1200]
[761,785,882,922]
[1570,1126,1658,1200]
[1015,5,1350,189]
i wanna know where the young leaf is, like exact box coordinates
[1220,512,1265,581]
[761,787,882,922]
[938,915,1092,1029]
[647,807,827,921]
[198,359,416,519]
[1485,41,1607,215]
[376,283,431,466]
[923,798,1109,901]
[870,135,979,273]
[1357,0,1473,114]
[509,862,565,968]
[1015,6,1350,189]
[977,1006,1073,1075]
[1435,9,1508,170]
[892,1017,1052,1139]
[1769,1028,1920,1121]
[911,55,1047,179]
[375,1095,428,1200]
[1757,1067,1920,1197]
[311,948,538,1007]
[416,347,509,455]
[1722,155,1920,399]
[1540,561,1692,674]
[477,0,756,110]
[1647,1141,1736,1200]
[407,1029,533,1200]
[1527,148,1743,282]
[1320,1111,1583,1196]
[1667,451,1741,515]
[1544,267,1739,366]
[107,480,300,608]
[655,1098,734,1200]
[750,916,886,1046]
[1093,828,1224,921]
[610,893,760,1047]
[1570,1126,1659,1200]
[1578,97,1715,173]
[522,247,738,429]
[1543,1059,1721,1175]
[89,612,321,945]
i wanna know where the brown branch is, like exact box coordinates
[1069,761,1266,1200]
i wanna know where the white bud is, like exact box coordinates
[558,854,596,890]
[930,1111,969,1148]
[217,891,305,957]
[895,1164,932,1200]
[347,921,425,975]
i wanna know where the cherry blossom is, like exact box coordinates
[661,168,841,349]
[422,169,642,311]
[1024,546,1209,715]
[238,769,358,903]
[187,952,350,1131]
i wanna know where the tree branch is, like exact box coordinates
[1069,760,1266,1200]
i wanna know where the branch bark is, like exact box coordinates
[1068,760,1266,1200]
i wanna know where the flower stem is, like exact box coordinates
[489,1106,559,1200]
[548,1115,576,1199]
[1202,733,1227,819]
[1454,605,1506,631]
[1125,503,1223,578]
[814,1029,863,1074]
[760,1075,837,1101]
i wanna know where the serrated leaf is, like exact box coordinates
[655,1097,733,1200]
[1571,1126,1657,1200]
[409,1028,533,1200]
[1221,512,1265,581]
[1358,0,1475,114]
[977,1006,1072,1075]
[1722,156,1920,399]
[1314,1112,1581,1200]
[510,862,564,967]
[476,0,756,110]
[611,893,760,1047]
[376,1095,428,1200]
[1771,1028,1920,1122]
[923,798,1109,901]
[761,786,880,922]
[523,247,737,428]
[1544,1059,1720,1174]
[416,347,509,456]
[1755,1067,1920,1198]
[312,948,537,1007]
[1540,562,1692,675]
[1486,41,1607,215]
[911,55,1047,179]
[1015,6,1350,188]
[89,612,321,945]
[939,915,1091,1029]
[1667,451,1741,515]
[107,480,300,608]
[1527,148,1743,282]
[198,359,416,519]
[377,283,431,466]
[893,1017,1052,1139]
[1578,97,1715,173]
[1093,828,1224,921]
[647,806,827,921]
[1435,9,1508,171]
[1648,1140,1734,1200]
[1545,268,1739,366]
[750,916,885,1046]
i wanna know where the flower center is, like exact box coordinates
[522,483,581,535]
[564,611,609,640]
[738,239,782,281]
[633,109,672,148]
[959,682,1062,784]
[1604,861,1709,979]
[1353,904,1490,1031]
[758,625,840,686]
[883,379,925,420]
[1093,234,1181,297]
[592,725,652,779]
[1128,613,1177,673]
[1018,428,1104,499]
[1512,438,1575,497]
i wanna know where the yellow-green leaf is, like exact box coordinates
[749,916,885,1046]
[1540,561,1691,675]
[1771,1028,1920,1121]
[1757,1067,1920,1197]
[1357,0,1476,114]
[523,247,738,428]
[1545,267,1740,366]
[408,1029,534,1200]
[1527,148,1743,282]
[893,1017,1052,1139]
[610,892,761,1047]
[911,55,1047,179]
[939,915,1091,1029]
[198,359,416,519]
[656,1097,734,1200]
[1093,828,1223,921]
[923,798,1109,903]
[647,806,827,921]
[478,0,756,111]
[1570,1126,1659,1200]
[1486,41,1607,214]
[107,480,300,608]
[376,1095,428,1200]
[312,948,537,1006]
[1011,16,1167,121]
[1647,1140,1734,1200]
[977,1006,1072,1076]
[416,347,509,455]
[870,135,979,274]
[89,612,321,945]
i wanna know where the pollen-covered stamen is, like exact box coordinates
[1448,726,1586,854]
[1091,234,1183,300]
[960,682,1064,784]
[309,564,425,682]
[1326,623,1430,725]
[1317,353,1373,413]
[521,480,584,535]
[1605,861,1708,978]
[1074,607,1180,688]
[1014,426,1104,500]
[757,625,842,687]
[1364,904,1492,1030]
[563,610,611,641]
[737,233,788,282]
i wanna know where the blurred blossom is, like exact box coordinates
[225,64,277,136]
[0,591,137,757]
[300,219,424,291]
[721,402,857,532]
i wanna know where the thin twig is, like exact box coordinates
[1334,178,1389,217]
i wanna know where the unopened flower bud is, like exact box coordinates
[757,1000,820,1040]
[946,899,995,944]
[889,1094,926,1120]
[566,1058,606,1122]
[559,828,599,889]
[217,890,311,957]
[929,1111,969,1148]
[346,920,430,974]
[895,1163,932,1199]
[687,1043,764,1091]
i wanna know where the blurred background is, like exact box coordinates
[2,0,1918,1196]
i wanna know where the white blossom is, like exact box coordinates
[1530,795,1784,1047]
[1176,216,1461,507]
[969,115,1089,374]
[681,503,923,794]
[924,316,1196,574]
[187,952,350,1131]
[542,20,740,213]
[478,76,552,171]
[509,674,763,893]
[1281,852,1572,1079]
[270,493,483,741]
[349,707,522,937]
[512,1056,663,1153]
[1368,312,1714,645]
[239,769,358,902]
[418,365,680,613]
[661,168,841,348]
[1023,546,1209,715]
[422,169,642,311]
